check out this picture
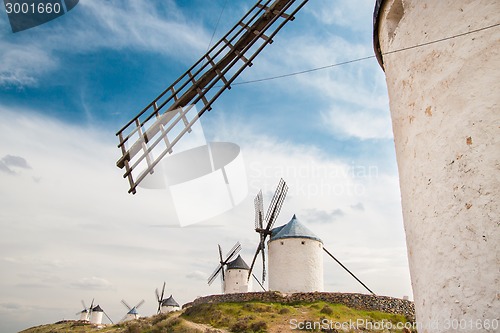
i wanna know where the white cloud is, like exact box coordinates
[0,0,210,87]
[186,271,207,281]
[321,106,393,140]
[307,0,375,33]
[0,44,57,87]
[71,277,114,291]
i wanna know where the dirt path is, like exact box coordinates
[172,311,231,333]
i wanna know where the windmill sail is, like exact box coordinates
[116,0,309,194]
[207,242,242,286]
[248,178,288,283]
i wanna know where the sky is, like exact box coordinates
[0,0,412,331]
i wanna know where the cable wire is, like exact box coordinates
[231,22,500,86]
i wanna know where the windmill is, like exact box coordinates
[115,0,310,194]
[120,299,145,322]
[155,282,181,314]
[76,299,93,321]
[92,304,114,325]
[247,178,288,283]
[207,242,242,291]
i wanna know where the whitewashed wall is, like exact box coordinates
[90,311,103,325]
[160,305,180,313]
[224,268,253,293]
[377,0,499,331]
[268,238,324,293]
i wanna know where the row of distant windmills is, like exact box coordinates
[76,282,180,325]
[208,179,374,296]
[77,179,373,325]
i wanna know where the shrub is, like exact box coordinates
[230,320,249,332]
[320,306,333,315]
[250,320,267,332]
[126,323,141,333]
[279,308,291,314]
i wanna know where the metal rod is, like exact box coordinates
[323,247,375,295]
[252,273,266,292]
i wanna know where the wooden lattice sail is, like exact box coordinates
[116,0,309,194]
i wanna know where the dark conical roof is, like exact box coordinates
[92,305,103,312]
[161,295,180,307]
[270,214,322,243]
[226,254,250,270]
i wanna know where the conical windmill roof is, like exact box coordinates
[161,295,180,307]
[227,254,250,270]
[92,305,103,312]
[270,214,322,243]
[127,307,139,315]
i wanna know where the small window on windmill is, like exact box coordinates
[301,241,305,245]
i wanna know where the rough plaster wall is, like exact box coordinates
[224,268,252,293]
[90,312,103,325]
[160,305,180,313]
[268,238,324,293]
[378,0,499,332]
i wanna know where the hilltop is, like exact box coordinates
[20,292,416,333]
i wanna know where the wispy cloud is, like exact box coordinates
[0,154,31,175]
[71,277,114,290]
[0,0,210,87]
[186,271,207,281]
[303,208,345,223]
[351,202,365,211]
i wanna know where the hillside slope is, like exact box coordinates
[20,300,416,333]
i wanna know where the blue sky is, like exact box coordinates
[0,1,411,331]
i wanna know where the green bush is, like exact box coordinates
[250,320,267,332]
[320,306,333,315]
[279,308,290,314]
[230,320,249,332]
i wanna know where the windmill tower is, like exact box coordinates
[224,254,253,294]
[89,305,103,325]
[156,282,181,313]
[160,295,181,313]
[120,299,145,322]
[247,179,323,293]
[268,214,324,293]
[78,300,112,325]
[76,299,91,321]
[208,242,253,293]
[374,0,499,330]
[248,180,375,294]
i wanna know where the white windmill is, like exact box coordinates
[76,299,92,321]
[267,214,324,293]
[76,299,113,324]
[120,299,145,322]
[208,242,259,294]
[248,179,375,294]
[224,254,253,294]
[89,304,113,325]
[156,282,181,313]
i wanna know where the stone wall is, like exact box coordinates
[183,292,415,321]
